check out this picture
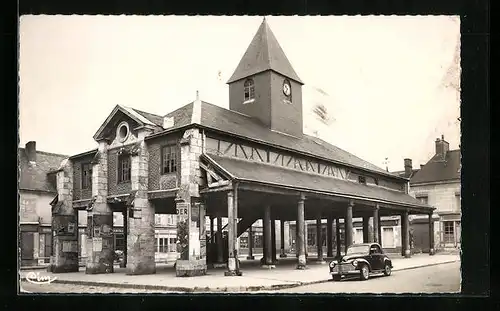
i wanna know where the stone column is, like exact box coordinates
[216,215,224,264]
[345,201,354,253]
[225,190,238,276]
[86,142,114,274]
[50,158,79,273]
[326,216,333,257]
[304,221,308,258]
[316,212,324,262]
[373,205,380,244]
[362,216,370,243]
[127,140,156,275]
[296,194,306,269]
[429,212,435,255]
[271,216,277,263]
[335,218,341,258]
[280,220,287,258]
[175,128,207,276]
[402,211,411,258]
[262,205,273,266]
[247,226,255,260]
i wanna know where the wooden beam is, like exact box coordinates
[199,162,223,182]
[200,183,233,194]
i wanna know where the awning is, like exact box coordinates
[204,153,432,211]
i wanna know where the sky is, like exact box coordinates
[18,15,461,172]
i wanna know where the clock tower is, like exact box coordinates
[227,17,304,137]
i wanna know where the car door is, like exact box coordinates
[369,245,384,270]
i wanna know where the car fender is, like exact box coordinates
[383,257,392,267]
[355,258,371,270]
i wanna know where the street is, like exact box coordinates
[19,261,460,294]
[274,261,461,293]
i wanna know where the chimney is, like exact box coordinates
[435,134,450,159]
[25,141,36,164]
[163,116,174,129]
[420,164,425,169]
[404,158,412,178]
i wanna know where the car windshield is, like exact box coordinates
[346,245,370,255]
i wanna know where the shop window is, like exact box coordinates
[239,237,248,248]
[443,221,455,244]
[254,234,263,248]
[307,227,316,246]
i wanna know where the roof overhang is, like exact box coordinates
[201,153,434,214]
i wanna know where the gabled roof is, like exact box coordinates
[149,100,405,180]
[226,18,303,85]
[93,105,164,140]
[410,149,461,184]
[205,154,430,209]
[18,148,68,193]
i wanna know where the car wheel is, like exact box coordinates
[332,275,341,281]
[359,264,369,281]
[383,263,392,276]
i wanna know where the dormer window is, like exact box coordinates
[243,78,255,102]
[358,176,366,184]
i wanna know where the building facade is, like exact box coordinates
[394,136,461,253]
[44,18,434,277]
[18,142,69,267]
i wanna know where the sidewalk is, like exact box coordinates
[19,253,460,293]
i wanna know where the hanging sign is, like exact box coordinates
[92,237,103,252]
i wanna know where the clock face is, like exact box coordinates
[283,81,291,96]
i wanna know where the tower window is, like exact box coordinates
[244,78,255,102]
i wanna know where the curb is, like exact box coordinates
[20,259,459,293]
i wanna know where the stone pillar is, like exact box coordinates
[296,194,306,269]
[271,217,277,263]
[429,212,435,255]
[335,218,341,258]
[127,140,156,275]
[86,142,114,274]
[316,212,324,262]
[175,127,207,276]
[402,211,411,258]
[279,219,286,258]
[225,190,238,276]
[262,205,273,266]
[345,201,354,253]
[373,205,381,244]
[247,226,255,260]
[326,216,333,257]
[216,216,223,264]
[50,158,79,273]
[362,216,370,243]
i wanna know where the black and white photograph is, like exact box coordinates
[18,15,462,294]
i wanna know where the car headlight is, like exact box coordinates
[329,261,336,268]
[352,260,358,267]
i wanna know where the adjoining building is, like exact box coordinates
[393,135,461,253]
[45,17,435,277]
[18,142,69,267]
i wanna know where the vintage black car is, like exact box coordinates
[329,243,393,281]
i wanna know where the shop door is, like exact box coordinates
[21,232,34,260]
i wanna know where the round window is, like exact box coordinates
[117,122,129,142]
